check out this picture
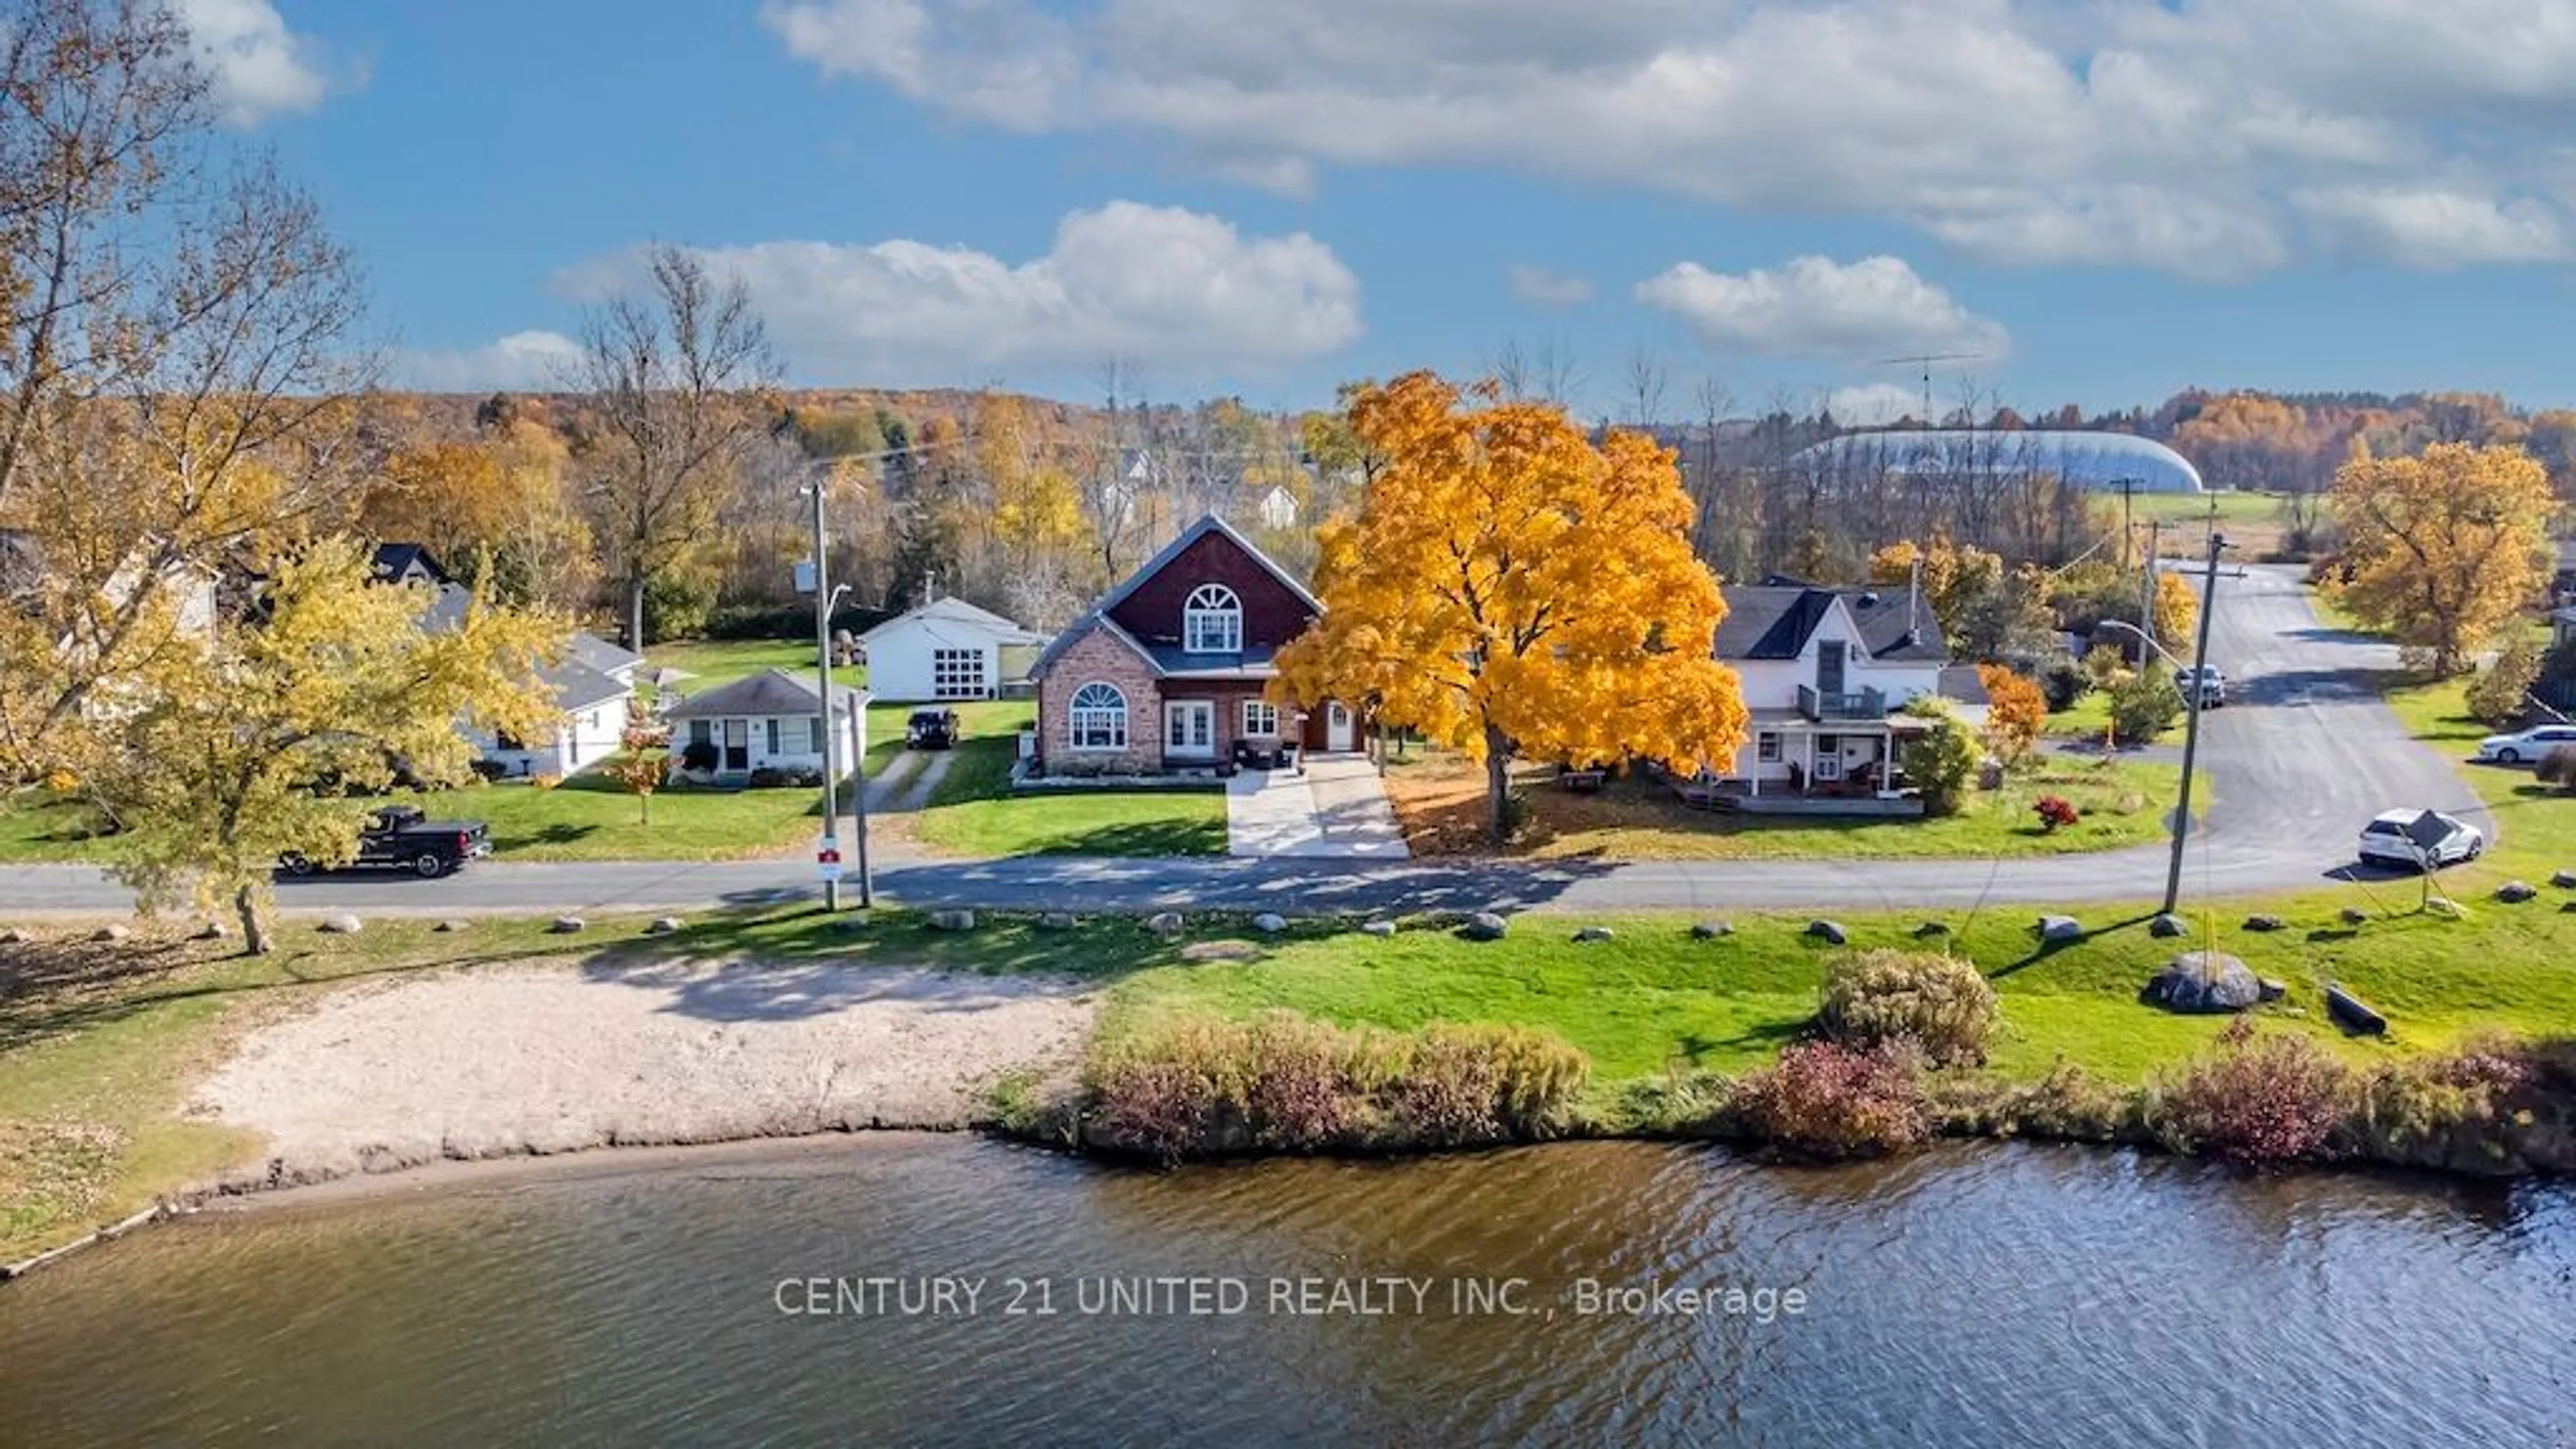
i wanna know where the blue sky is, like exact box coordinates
[212,0,2576,419]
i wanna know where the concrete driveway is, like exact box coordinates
[0,564,2481,918]
[1226,756,1409,859]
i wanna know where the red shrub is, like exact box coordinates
[1732,1041,1930,1159]
[2032,795,2080,833]
[2157,1017,2351,1166]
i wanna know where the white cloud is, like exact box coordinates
[1638,255,2007,362]
[1825,382,1937,427]
[2292,186,2568,267]
[549,202,1362,382]
[176,0,332,125]
[762,0,2576,276]
[1508,265,1593,306]
[391,330,584,392]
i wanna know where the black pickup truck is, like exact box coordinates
[280,805,492,879]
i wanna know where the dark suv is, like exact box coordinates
[906,708,961,749]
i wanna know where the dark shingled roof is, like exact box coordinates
[372,543,448,584]
[664,667,865,720]
[1714,585,1949,663]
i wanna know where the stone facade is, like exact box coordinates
[1035,624,1163,773]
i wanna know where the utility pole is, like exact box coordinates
[806,477,844,912]
[2116,478,2139,572]
[2139,518,2161,655]
[2163,530,2229,916]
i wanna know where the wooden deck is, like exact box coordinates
[1662,770,1925,818]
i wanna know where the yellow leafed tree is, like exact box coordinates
[1273,372,1748,841]
[93,537,565,953]
[2329,442,2555,674]
[2152,572,2198,646]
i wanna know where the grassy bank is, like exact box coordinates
[1383,749,2182,860]
[11,879,2576,1263]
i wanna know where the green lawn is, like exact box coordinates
[640,638,820,692]
[859,700,1229,859]
[13,884,2575,1260]
[2382,672,2576,871]
[2129,490,2283,525]
[2043,690,2116,741]
[910,788,1230,857]
[436,775,825,861]
[1385,749,2182,860]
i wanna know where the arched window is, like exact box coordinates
[1184,583,1242,653]
[1069,682,1128,750]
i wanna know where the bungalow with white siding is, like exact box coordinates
[421,584,642,777]
[665,668,868,783]
[856,594,1046,702]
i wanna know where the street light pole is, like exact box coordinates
[2162,530,2229,916]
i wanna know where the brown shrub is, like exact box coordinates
[1817,949,2000,1067]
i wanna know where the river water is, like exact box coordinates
[2,1136,2571,1446]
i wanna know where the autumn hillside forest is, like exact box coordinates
[323,380,2576,652]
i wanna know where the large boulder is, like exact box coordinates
[2036,914,2083,943]
[2496,881,2538,904]
[0,926,32,945]
[317,914,362,936]
[193,920,231,941]
[2143,951,2263,1014]
[547,916,586,934]
[90,923,131,943]
[1360,919,1399,938]
[645,916,684,936]
[1690,920,1733,940]
[2148,913,2187,939]
[2242,914,2287,933]
[1460,912,1509,941]
[433,919,468,934]
[1572,925,1615,943]
[928,909,977,932]
[1180,940,1263,963]
[2339,907,2369,926]
[1144,912,1186,936]
[1037,912,1079,930]
[1252,912,1289,934]
[1912,920,1951,939]
[1805,920,1849,946]
[2553,869,2576,890]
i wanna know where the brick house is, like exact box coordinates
[1030,513,1354,773]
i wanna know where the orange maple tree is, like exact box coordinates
[1273,372,1748,841]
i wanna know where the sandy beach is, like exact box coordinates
[190,957,1098,1191]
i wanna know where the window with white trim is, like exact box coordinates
[1242,699,1279,737]
[931,647,986,698]
[1183,584,1242,653]
[765,718,781,755]
[808,717,826,753]
[1069,682,1128,750]
[1756,733,1780,763]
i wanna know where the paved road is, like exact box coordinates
[0,564,2477,919]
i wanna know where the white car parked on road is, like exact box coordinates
[2472,724,2576,764]
[2356,808,2485,871]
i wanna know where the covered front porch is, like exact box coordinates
[1675,709,1934,815]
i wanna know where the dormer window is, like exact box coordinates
[1184,583,1241,653]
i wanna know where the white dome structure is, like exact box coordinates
[1788,429,2206,494]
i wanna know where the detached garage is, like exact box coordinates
[857,595,1048,702]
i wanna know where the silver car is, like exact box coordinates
[2472,723,2576,764]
